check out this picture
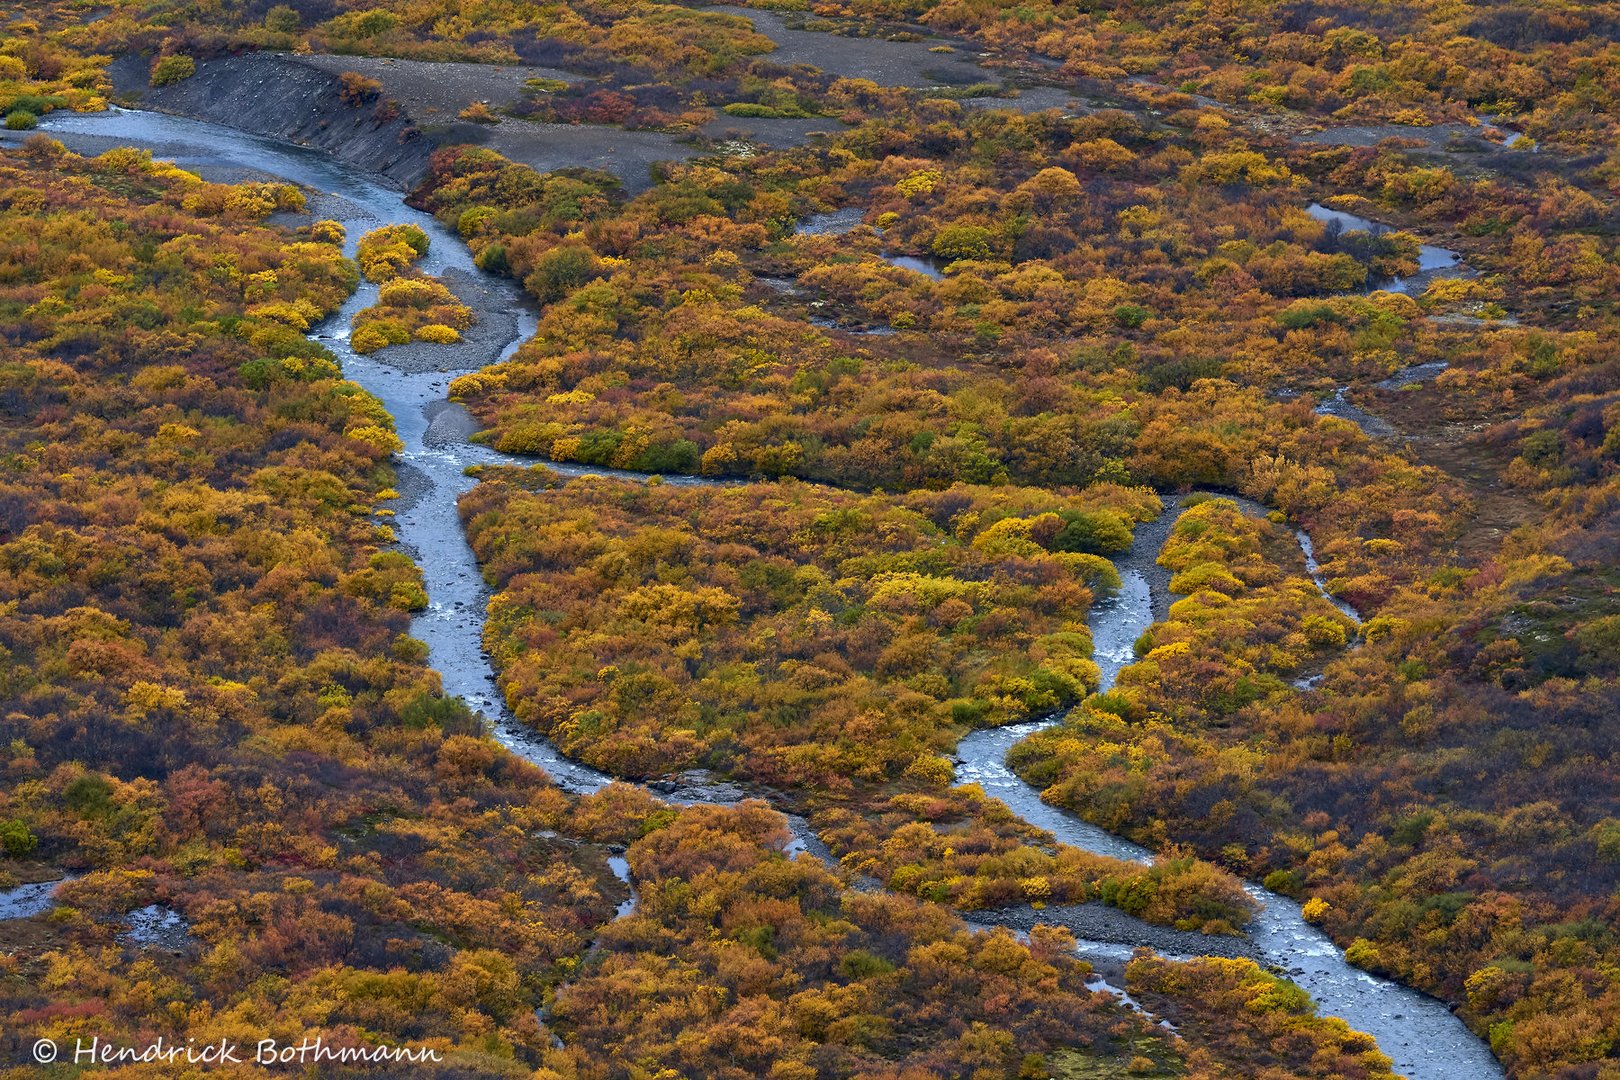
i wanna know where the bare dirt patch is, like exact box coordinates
[703,3,994,87]
[293,53,580,120]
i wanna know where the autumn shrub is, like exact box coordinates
[464,471,1156,786]
[351,320,408,354]
[0,148,638,1076]
[308,218,345,244]
[337,70,381,105]
[11,0,1620,1071]
[350,271,473,353]
[551,801,1204,1077]
[1128,955,1396,1078]
[148,54,195,86]
[355,223,429,281]
[13,1,1620,1070]
[414,322,460,344]
[459,470,1256,929]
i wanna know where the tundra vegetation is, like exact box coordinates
[0,0,1618,1076]
[0,141,1250,1080]
[0,137,1375,1080]
[414,67,1620,1080]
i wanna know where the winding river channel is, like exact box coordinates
[1306,201,1466,296]
[10,107,1503,1079]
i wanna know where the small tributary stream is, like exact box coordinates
[1306,201,1466,295]
[956,495,1500,1078]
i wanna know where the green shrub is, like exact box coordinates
[264,4,300,32]
[474,242,509,274]
[1113,302,1153,328]
[523,243,600,303]
[722,101,811,118]
[150,55,197,87]
[931,223,994,260]
[0,94,65,117]
[0,819,37,858]
[839,950,897,979]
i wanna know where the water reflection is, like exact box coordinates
[1306,201,1465,295]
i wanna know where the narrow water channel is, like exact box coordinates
[956,494,1500,1080]
[1312,359,1454,440]
[1306,201,1466,295]
[794,206,946,279]
[15,107,1503,1079]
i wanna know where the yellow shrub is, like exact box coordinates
[350,324,392,354]
[126,681,188,714]
[1302,614,1349,647]
[1169,561,1245,595]
[1344,938,1381,969]
[902,754,954,788]
[449,369,507,399]
[356,224,429,282]
[380,276,454,307]
[248,300,320,331]
[413,323,460,344]
[701,443,739,474]
[345,424,403,454]
[896,169,941,198]
[1019,876,1052,900]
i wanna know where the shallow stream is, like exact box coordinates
[1306,201,1466,295]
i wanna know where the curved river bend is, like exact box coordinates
[1306,201,1465,296]
[958,495,1499,1079]
[13,108,1502,1080]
